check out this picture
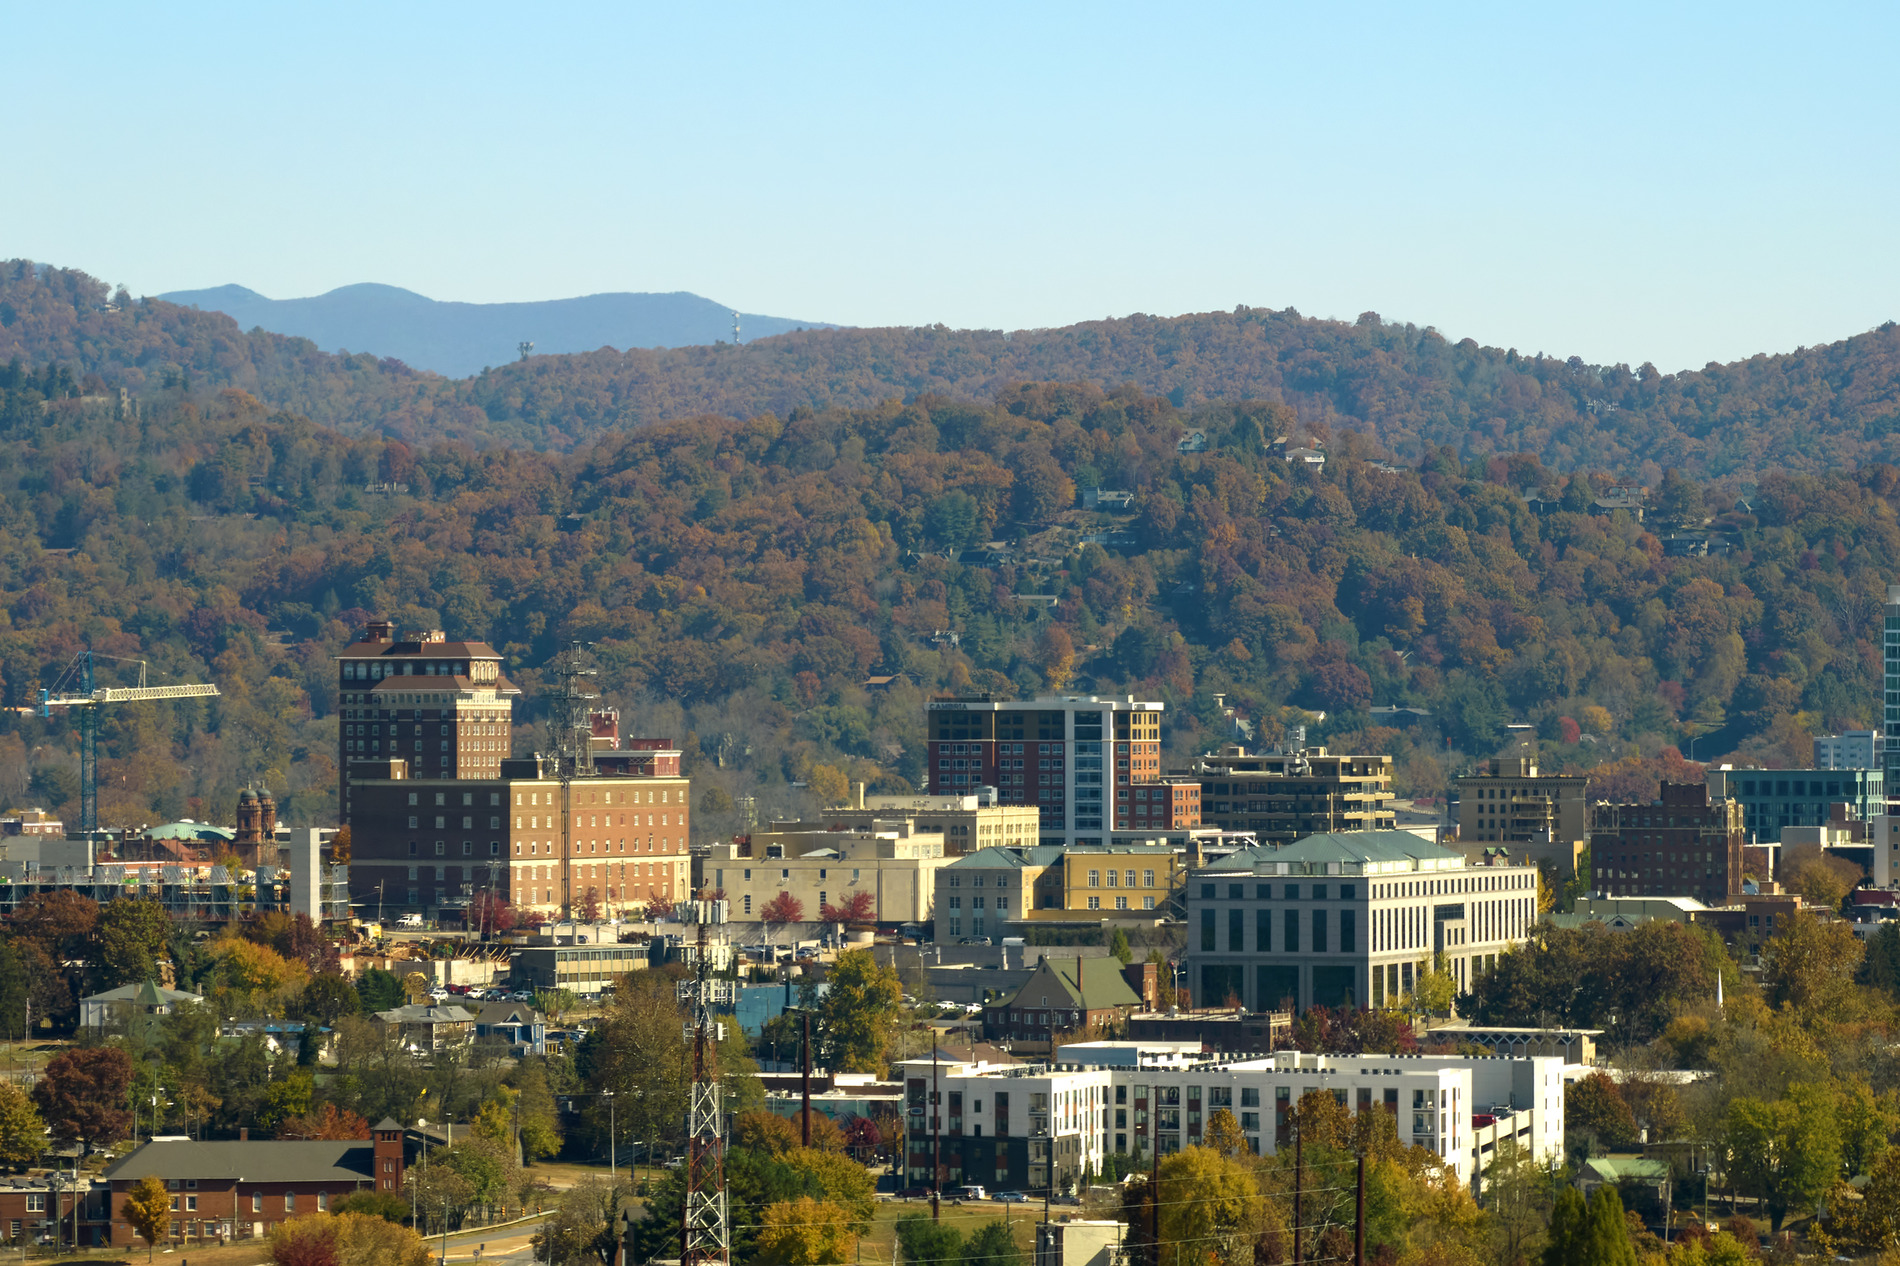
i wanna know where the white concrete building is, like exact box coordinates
[1816,729,1882,770]
[898,1045,1563,1194]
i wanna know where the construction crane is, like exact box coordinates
[38,651,220,834]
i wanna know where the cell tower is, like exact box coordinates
[545,641,599,919]
[731,311,741,345]
[546,640,600,778]
[518,341,534,361]
[677,899,733,1265]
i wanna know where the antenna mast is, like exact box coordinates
[731,311,741,345]
[678,899,733,1265]
[547,642,598,920]
[518,341,534,361]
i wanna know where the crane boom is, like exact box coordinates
[36,652,221,833]
[42,683,221,708]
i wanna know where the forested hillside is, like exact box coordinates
[8,261,1900,476]
[0,358,1887,834]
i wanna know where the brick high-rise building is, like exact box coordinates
[1588,781,1745,905]
[925,695,1187,846]
[334,621,518,823]
[336,619,690,923]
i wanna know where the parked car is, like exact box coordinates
[896,1186,933,1200]
[397,913,425,928]
[994,1191,1027,1203]
[956,1185,987,1201]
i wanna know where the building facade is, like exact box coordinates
[1588,781,1746,904]
[779,793,1041,856]
[899,1047,1563,1194]
[924,695,1179,846]
[347,762,691,922]
[1703,766,1884,843]
[703,821,946,925]
[1185,831,1539,1013]
[1059,843,1188,916]
[1188,747,1395,844]
[1815,730,1883,770]
[102,1124,408,1246]
[333,621,518,822]
[1453,758,1589,848]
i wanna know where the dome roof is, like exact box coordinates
[239,789,258,803]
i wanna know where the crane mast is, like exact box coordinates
[38,651,220,833]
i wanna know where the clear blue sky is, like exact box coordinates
[8,2,1895,372]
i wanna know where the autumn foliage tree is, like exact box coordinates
[34,1045,133,1151]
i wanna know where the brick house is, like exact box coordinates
[100,1120,405,1246]
[982,957,1145,1050]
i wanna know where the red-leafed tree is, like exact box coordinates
[644,893,676,919]
[578,888,602,923]
[819,892,876,925]
[34,1046,133,1151]
[760,892,804,924]
[277,1102,372,1140]
[468,891,518,937]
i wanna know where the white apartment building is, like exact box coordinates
[1186,831,1538,1014]
[901,1046,1563,1194]
[899,1057,1112,1195]
[1815,729,1883,770]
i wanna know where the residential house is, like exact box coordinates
[474,1000,547,1056]
[982,956,1145,1050]
[374,1003,475,1052]
[80,982,204,1033]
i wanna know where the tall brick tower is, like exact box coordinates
[333,621,518,824]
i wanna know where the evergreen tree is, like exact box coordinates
[1542,1186,1586,1266]
[1581,1186,1637,1266]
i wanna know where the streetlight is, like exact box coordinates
[603,1090,616,1186]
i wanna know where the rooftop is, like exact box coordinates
[1199,830,1484,876]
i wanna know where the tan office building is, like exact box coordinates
[1454,757,1589,879]
[1189,747,1395,843]
[776,793,1040,856]
[705,820,949,925]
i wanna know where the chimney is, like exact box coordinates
[855,782,865,810]
[239,1127,248,1141]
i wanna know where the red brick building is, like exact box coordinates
[1590,781,1746,905]
[100,1120,406,1246]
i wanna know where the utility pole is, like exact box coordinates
[930,1043,941,1222]
[1293,1122,1308,1266]
[1355,1151,1366,1266]
[1148,1089,1159,1266]
[801,1010,813,1148]
[678,899,732,1265]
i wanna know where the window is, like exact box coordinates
[318,1192,328,1211]
[1312,909,1328,953]
[187,1196,198,1211]
[1088,870,1100,888]
[285,1193,296,1212]
[1200,908,1215,951]
[1284,910,1299,953]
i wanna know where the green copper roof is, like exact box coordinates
[1202,830,1462,872]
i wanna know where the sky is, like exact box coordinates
[6,2,1896,373]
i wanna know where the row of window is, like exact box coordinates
[1201,882,1358,901]
[1088,896,1157,910]
[1088,869,1158,888]
[1201,906,1359,953]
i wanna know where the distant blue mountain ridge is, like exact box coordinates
[156,282,834,379]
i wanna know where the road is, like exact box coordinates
[418,1212,552,1265]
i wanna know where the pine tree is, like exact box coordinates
[1581,1185,1637,1266]
[1542,1186,1586,1266]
